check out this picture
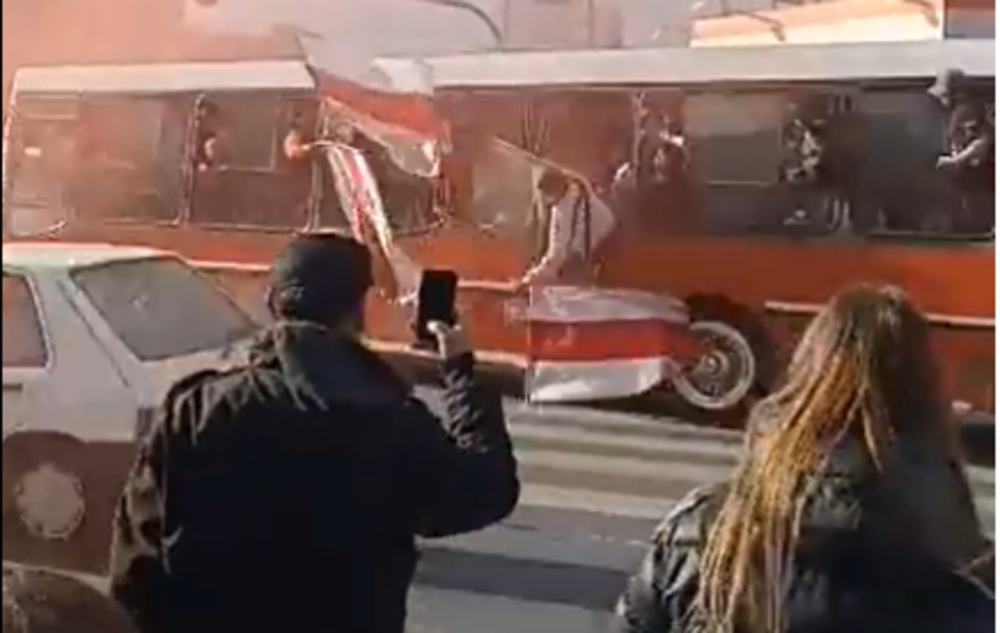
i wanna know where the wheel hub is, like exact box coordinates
[673,320,758,411]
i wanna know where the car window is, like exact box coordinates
[71,257,259,362]
[2,273,48,368]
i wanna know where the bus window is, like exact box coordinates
[76,98,177,222]
[188,95,312,230]
[853,87,994,237]
[206,95,279,171]
[612,91,692,236]
[348,128,441,235]
[4,98,80,230]
[6,117,78,212]
[468,137,538,238]
[685,91,813,236]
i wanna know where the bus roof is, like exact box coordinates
[11,60,317,97]
[373,39,995,91]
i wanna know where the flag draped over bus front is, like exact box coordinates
[523,285,695,402]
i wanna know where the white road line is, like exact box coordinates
[519,482,994,537]
[517,448,730,485]
[507,404,741,443]
[508,422,739,462]
[968,466,994,485]
[509,423,994,493]
[520,483,683,520]
[976,495,995,515]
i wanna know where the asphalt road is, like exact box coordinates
[406,387,996,633]
[63,387,996,633]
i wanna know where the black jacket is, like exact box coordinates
[611,427,992,633]
[109,321,520,633]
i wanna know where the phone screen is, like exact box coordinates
[414,269,458,343]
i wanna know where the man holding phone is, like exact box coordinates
[110,233,520,633]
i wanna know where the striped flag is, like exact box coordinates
[321,143,422,304]
[524,285,702,403]
[320,136,703,404]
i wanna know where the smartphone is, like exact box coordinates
[414,269,459,344]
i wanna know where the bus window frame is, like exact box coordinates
[4,96,82,223]
[846,79,995,243]
[198,92,281,174]
[682,86,837,237]
[76,94,176,222]
[182,90,322,233]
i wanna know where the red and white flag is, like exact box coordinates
[321,143,422,304]
[322,139,701,404]
[524,285,701,402]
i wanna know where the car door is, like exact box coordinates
[3,268,141,575]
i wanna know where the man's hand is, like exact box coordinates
[427,321,472,360]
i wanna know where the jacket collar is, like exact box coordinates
[249,321,411,410]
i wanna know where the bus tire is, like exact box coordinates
[672,298,775,413]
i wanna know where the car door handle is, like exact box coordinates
[2,383,24,393]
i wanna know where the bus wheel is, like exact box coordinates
[672,307,764,413]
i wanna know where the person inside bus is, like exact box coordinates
[283,109,319,162]
[611,108,691,231]
[929,68,995,233]
[635,109,688,191]
[192,95,225,172]
[611,284,993,633]
[776,94,844,229]
[520,167,616,287]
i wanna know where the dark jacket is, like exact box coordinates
[109,322,520,633]
[611,421,992,633]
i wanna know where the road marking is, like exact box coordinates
[508,421,738,462]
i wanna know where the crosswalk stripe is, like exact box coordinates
[501,414,995,537]
[507,404,743,444]
[507,421,738,462]
[518,483,683,521]
[516,447,726,485]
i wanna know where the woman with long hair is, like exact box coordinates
[611,284,992,633]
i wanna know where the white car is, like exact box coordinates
[2,242,260,576]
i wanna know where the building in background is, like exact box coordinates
[501,0,624,49]
[690,0,995,46]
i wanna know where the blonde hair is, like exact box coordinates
[694,284,958,633]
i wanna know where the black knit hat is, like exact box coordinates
[268,232,373,322]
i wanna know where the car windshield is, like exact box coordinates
[71,256,260,362]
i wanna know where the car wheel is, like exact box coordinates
[3,432,97,573]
